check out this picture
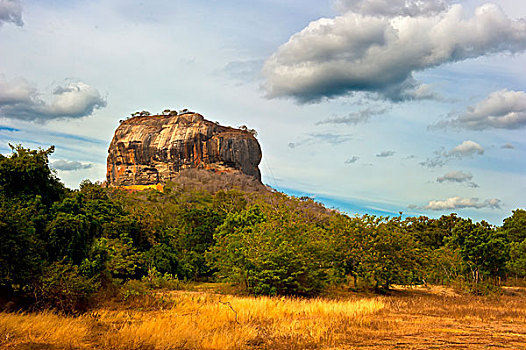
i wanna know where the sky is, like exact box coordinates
[1,0,525,225]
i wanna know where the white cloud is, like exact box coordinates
[437,89,526,130]
[436,170,478,187]
[0,0,22,26]
[51,159,93,171]
[421,140,484,167]
[424,196,501,210]
[334,0,452,17]
[0,77,106,122]
[263,4,526,103]
[316,106,389,125]
[288,132,352,149]
[0,76,33,104]
[447,140,484,157]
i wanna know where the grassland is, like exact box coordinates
[1,285,525,350]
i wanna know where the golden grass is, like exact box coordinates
[0,311,90,348]
[99,292,385,349]
[1,286,526,349]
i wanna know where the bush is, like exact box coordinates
[121,279,150,301]
[141,267,181,290]
[33,261,99,313]
[209,205,333,296]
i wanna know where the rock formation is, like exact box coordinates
[106,112,261,186]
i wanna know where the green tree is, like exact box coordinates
[0,144,65,205]
[358,216,424,292]
[449,219,509,284]
[507,240,526,278]
[208,203,334,296]
[0,198,44,294]
[503,209,526,278]
[502,209,526,243]
[46,213,91,264]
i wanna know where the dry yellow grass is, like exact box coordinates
[1,286,525,349]
[99,292,385,349]
[0,311,90,348]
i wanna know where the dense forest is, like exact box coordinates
[1,145,525,313]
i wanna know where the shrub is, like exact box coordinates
[121,279,150,301]
[141,267,181,290]
[33,261,99,313]
[208,205,333,296]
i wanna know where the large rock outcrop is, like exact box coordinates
[106,112,261,186]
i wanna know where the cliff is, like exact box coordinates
[106,112,262,186]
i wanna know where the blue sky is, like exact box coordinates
[1,0,525,225]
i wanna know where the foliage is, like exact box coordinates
[502,209,526,243]
[121,279,150,300]
[448,219,509,283]
[0,144,524,311]
[0,197,44,293]
[355,216,424,291]
[141,267,181,290]
[507,240,526,278]
[0,144,65,205]
[502,209,526,278]
[32,261,99,313]
[209,201,335,296]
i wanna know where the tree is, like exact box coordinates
[0,198,44,294]
[46,212,91,264]
[0,144,65,205]
[503,210,526,278]
[0,144,65,297]
[208,202,334,296]
[449,219,509,284]
[357,216,424,292]
[507,240,526,278]
[502,209,526,243]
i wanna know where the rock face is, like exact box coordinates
[106,113,262,186]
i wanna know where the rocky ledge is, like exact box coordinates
[106,112,261,186]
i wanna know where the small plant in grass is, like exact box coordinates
[142,267,181,290]
[121,279,150,301]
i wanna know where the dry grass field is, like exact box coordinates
[1,285,525,350]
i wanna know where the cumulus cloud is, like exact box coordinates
[501,143,515,150]
[345,155,359,164]
[447,140,484,157]
[334,0,451,17]
[0,77,106,122]
[0,0,22,27]
[376,150,395,158]
[316,106,388,125]
[263,4,526,103]
[436,170,478,187]
[423,196,501,210]
[289,132,352,148]
[420,140,484,167]
[436,90,526,130]
[51,159,93,171]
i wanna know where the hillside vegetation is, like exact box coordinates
[1,145,525,314]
